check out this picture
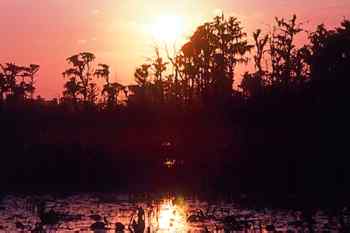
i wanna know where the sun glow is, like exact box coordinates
[151,15,184,43]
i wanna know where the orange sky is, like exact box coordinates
[1,0,349,99]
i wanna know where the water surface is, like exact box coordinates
[0,194,348,232]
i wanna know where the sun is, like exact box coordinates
[151,15,184,43]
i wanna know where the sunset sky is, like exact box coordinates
[1,0,349,99]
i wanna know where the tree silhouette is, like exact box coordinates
[131,64,152,105]
[0,71,7,103]
[253,29,269,77]
[95,63,125,108]
[63,52,96,103]
[240,72,264,97]
[1,14,350,202]
[175,14,252,106]
[62,76,81,104]
[0,63,39,102]
[22,64,40,99]
[151,48,168,105]
[306,20,350,83]
[87,83,99,105]
[94,64,110,82]
[268,15,306,88]
[133,14,252,108]
[134,64,151,88]
[0,63,23,100]
[240,29,268,96]
[132,49,169,106]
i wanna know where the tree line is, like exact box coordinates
[1,14,350,197]
[1,14,349,111]
[0,63,39,103]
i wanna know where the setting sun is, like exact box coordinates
[151,15,184,43]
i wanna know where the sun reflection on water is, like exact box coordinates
[155,199,188,233]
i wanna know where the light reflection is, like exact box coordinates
[164,158,176,168]
[155,199,188,233]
